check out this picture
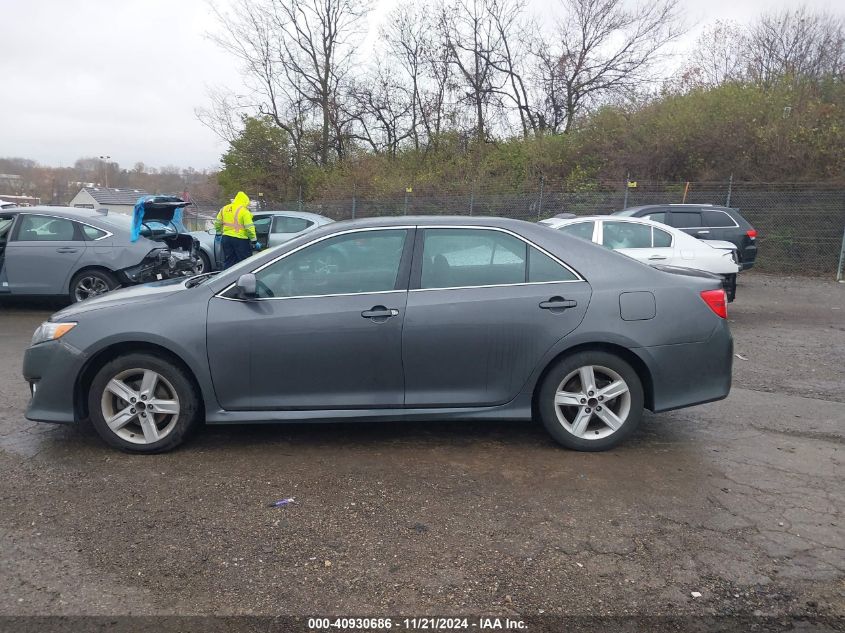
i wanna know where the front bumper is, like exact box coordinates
[22,339,85,424]
[635,320,733,413]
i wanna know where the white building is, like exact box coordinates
[68,186,150,215]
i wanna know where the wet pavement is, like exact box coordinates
[0,275,842,624]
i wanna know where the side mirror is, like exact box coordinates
[236,273,258,299]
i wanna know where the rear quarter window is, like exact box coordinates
[702,210,737,227]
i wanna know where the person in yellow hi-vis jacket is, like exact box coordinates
[214,191,258,269]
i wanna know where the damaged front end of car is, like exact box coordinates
[125,196,201,283]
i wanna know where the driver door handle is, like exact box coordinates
[539,297,577,310]
[696,230,710,235]
[648,254,668,260]
[56,247,79,253]
[361,306,399,320]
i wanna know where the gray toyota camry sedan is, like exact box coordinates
[22,217,732,453]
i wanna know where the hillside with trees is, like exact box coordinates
[202,1,844,203]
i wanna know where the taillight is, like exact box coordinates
[700,289,727,319]
[746,229,757,239]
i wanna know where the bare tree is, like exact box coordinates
[533,0,684,133]
[346,63,415,155]
[438,0,508,143]
[206,0,370,166]
[269,0,371,164]
[682,21,746,88]
[382,3,429,150]
[745,7,845,85]
[481,0,537,138]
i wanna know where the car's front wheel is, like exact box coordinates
[538,351,644,451]
[87,353,201,453]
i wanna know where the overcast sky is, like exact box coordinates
[0,0,840,171]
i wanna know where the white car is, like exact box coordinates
[540,215,740,301]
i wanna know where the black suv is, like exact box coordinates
[613,204,758,270]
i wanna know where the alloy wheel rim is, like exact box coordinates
[75,276,109,301]
[553,365,631,440]
[100,369,180,445]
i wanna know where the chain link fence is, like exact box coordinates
[184,180,845,277]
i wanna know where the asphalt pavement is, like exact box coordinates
[0,274,842,629]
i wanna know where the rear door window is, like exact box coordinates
[420,228,526,289]
[274,216,314,234]
[14,215,81,241]
[601,222,652,249]
[669,212,702,228]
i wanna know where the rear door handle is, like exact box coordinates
[696,230,710,235]
[56,247,79,253]
[361,306,399,320]
[648,254,668,260]
[539,297,577,310]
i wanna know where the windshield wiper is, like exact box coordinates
[185,272,218,288]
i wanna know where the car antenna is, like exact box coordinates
[96,208,109,215]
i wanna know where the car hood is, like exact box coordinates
[52,278,189,321]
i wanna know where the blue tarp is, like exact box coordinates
[130,196,187,242]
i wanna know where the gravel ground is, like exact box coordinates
[0,273,842,630]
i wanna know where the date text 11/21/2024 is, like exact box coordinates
[307,617,527,630]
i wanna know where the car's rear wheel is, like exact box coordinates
[538,351,644,451]
[196,250,212,274]
[87,353,200,453]
[70,269,118,303]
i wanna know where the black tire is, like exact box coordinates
[87,353,201,453]
[197,250,212,273]
[537,351,644,451]
[69,269,119,303]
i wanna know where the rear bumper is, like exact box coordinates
[740,244,757,270]
[22,340,83,424]
[634,321,733,413]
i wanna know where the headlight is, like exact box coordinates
[31,322,77,346]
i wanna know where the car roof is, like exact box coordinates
[256,210,333,222]
[543,215,671,227]
[6,205,120,221]
[617,204,738,213]
[308,215,557,234]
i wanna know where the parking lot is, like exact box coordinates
[0,273,843,623]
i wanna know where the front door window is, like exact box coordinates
[255,229,407,298]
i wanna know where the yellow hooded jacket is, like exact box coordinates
[215,191,256,240]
